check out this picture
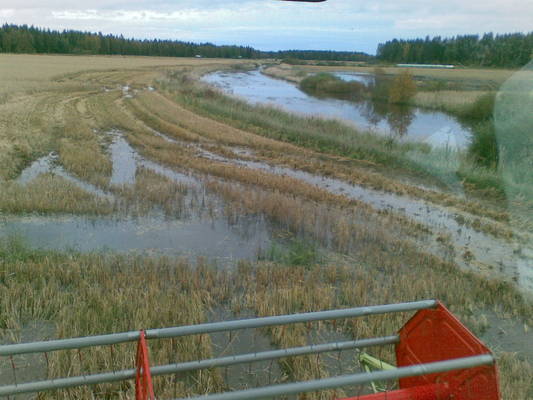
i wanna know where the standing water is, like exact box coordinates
[2,130,272,264]
[203,70,471,149]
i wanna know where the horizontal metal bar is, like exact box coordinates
[173,354,495,400]
[152,335,399,376]
[0,300,436,356]
[0,336,398,396]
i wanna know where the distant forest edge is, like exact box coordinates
[377,33,533,68]
[1,24,532,68]
[0,24,370,61]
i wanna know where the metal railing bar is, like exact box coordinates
[151,335,399,376]
[0,300,436,356]
[173,354,495,400]
[0,336,399,396]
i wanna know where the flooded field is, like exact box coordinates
[1,55,532,399]
[203,70,471,149]
[193,74,533,293]
[2,129,272,264]
[0,214,270,263]
[190,145,533,291]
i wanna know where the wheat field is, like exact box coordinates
[0,54,531,399]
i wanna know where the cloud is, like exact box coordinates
[0,9,15,18]
[51,9,238,24]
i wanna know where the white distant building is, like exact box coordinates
[195,55,202,58]
[397,64,455,69]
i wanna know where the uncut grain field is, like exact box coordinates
[0,54,532,399]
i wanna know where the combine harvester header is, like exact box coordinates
[0,300,500,399]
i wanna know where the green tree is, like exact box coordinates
[388,70,417,104]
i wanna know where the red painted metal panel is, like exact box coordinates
[395,301,500,400]
[339,383,448,400]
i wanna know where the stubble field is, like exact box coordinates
[0,54,531,399]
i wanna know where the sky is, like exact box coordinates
[1,0,532,54]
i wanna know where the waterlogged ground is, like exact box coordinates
[1,58,532,399]
[1,130,271,264]
[4,123,532,291]
[203,70,472,149]
[0,214,270,262]
[17,153,112,200]
[191,146,533,291]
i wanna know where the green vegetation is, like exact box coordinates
[457,92,497,121]
[457,93,499,168]
[377,32,533,68]
[299,70,417,105]
[0,24,371,61]
[0,24,259,58]
[262,237,323,267]
[300,73,366,98]
[388,71,417,104]
[494,75,533,205]
[275,49,371,62]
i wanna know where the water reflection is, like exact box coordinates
[203,70,471,149]
[358,99,415,137]
[0,214,271,264]
[333,71,375,86]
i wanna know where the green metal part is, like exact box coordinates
[358,352,396,393]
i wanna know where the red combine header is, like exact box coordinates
[0,300,500,400]
[340,302,499,400]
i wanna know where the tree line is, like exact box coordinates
[0,24,261,58]
[0,24,369,61]
[3,24,532,68]
[377,33,533,68]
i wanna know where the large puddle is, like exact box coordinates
[0,214,269,263]
[2,131,271,265]
[203,70,471,149]
[17,153,113,200]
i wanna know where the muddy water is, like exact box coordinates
[109,131,137,185]
[0,321,55,399]
[184,141,533,293]
[17,153,113,200]
[203,70,471,149]
[0,214,269,263]
[208,309,283,389]
[3,131,272,264]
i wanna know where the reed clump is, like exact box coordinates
[300,73,367,99]
[112,167,191,217]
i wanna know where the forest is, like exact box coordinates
[3,24,531,68]
[377,33,533,68]
[0,24,369,61]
